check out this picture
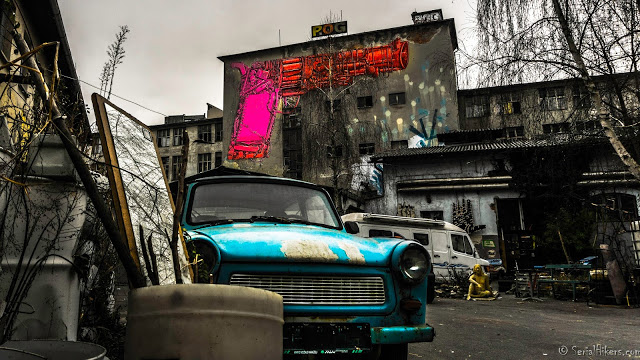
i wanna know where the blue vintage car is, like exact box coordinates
[181,175,434,359]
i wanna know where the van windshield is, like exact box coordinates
[187,181,341,229]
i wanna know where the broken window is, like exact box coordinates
[359,142,375,155]
[500,93,522,115]
[197,153,211,173]
[214,120,223,142]
[172,127,185,146]
[389,92,406,106]
[539,87,567,110]
[357,96,373,109]
[157,129,170,147]
[572,85,591,109]
[214,151,222,168]
[465,96,489,118]
[198,124,211,143]
[543,122,570,134]
[171,155,182,180]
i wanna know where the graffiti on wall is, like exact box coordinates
[397,202,417,218]
[452,199,486,233]
[351,156,384,195]
[229,39,409,159]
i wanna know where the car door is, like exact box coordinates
[430,230,449,281]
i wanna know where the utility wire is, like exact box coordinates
[56,72,168,117]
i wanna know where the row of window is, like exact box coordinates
[466,86,592,118]
[160,152,223,181]
[324,92,407,112]
[157,123,222,148]
[325,140,410,158]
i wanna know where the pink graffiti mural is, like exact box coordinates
[228,39,409,160]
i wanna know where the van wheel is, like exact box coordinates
[427,280,435,304]
[378,344,408,360]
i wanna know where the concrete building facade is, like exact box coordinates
[217,16,459,200]
[150,104,224,181]
[371,75,640,269]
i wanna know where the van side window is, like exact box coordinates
[369,229,393,237]
[451,234,465,253]
[413,233,429,245]
[464,236,474,255]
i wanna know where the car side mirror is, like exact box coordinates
[344,221,360,234]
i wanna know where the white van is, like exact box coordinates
[342,213,490,301]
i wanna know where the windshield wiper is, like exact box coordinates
[249,216,291,224]
[193,219,234,228]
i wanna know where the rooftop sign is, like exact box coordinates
[411,9,443,25]
[311,21,347,38]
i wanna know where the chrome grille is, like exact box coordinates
[229,274,386,305]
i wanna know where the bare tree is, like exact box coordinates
[464,0,640,179]
[300,14,387,212]
[99,25,130,100]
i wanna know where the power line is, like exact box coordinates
[57,73,168,117]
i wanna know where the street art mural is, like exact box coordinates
[229,39,409,159]
[452,199,486,233]
[351,156,384,195]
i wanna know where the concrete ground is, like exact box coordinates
[410,295,640,359]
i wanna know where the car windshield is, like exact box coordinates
[187,181,341,229]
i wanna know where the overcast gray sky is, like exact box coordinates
[58,0,477,126]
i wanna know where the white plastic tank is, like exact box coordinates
[125,284,284,360]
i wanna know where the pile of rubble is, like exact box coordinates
[435,283,467,299]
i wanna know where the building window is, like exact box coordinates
[391,140,408,149]
[172,127,185,146]
[575,120,601,132]
[197,153,211,173]
[214,120,223,142]
[325,99,341,112]
[504,126,524,138]
[359,143,375,155]
[198,124,211,143]
[465,96,489,118]
[283,108,301,129]
[357,96,373,109]
[157,129,170,147]
[214,151,223,168]
[327,145,343,158]
[572,86,591,109]
[539,87,567,110]
[161,156,170,178]
[171,155,182,180]
[420,210,443,220]
[500,94,522,115]
[543,122,570,134]
[590,193,638,221]
[389,92,406,106]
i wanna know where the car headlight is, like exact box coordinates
[187,240,220,283]
[397,243,430,283]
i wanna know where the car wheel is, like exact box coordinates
[378,343,408,360]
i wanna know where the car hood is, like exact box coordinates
[187,223,403,266]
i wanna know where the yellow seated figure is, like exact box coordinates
[467,264,494,300]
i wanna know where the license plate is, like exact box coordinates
[283,323,371,355]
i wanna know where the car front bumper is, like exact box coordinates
[371,324,435,344]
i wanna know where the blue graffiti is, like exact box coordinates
[409,108,439,147]
[370,163,383,195]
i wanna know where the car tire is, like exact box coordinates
[378,343,408,360]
